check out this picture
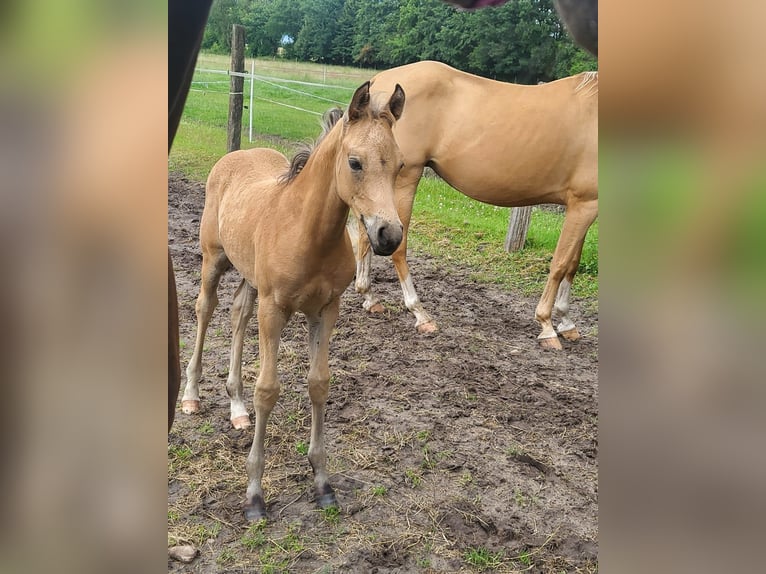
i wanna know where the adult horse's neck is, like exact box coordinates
[290,123,349,249]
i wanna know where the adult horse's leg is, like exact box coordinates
[182,246,229,413]
[553,232,588,341]
[244,298,289,521]
[169,252,181,431]
[535,199,598,349]
[389,169,437,333]
[306,298,341,509]
[226,279,257,429]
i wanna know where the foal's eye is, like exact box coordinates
[348,158,363,171]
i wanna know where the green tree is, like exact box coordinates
[201,0,239,53]
[294,0,344,62]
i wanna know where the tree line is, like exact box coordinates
[202,0,597,84]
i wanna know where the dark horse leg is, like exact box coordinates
[168,0,213,431]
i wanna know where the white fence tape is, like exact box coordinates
[193,65,359,141]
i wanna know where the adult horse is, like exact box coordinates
[351,61,597,349]
[445,0,598,57]
[180,82,406,520]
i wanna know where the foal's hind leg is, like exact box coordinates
[305,298,341,509]
[226,279,257,429]
[535,199,598,349]
[182,247,229,413]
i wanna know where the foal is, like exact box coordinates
[181,82,406,520]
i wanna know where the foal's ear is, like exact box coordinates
[347,81,371,121]
[388,84,405,121]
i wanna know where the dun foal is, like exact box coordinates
[351,61,597,350]
[181,82,406,520]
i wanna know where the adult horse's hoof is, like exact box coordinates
[231,415,251,429]
[244,496,268,522]
[416,321,438,334]
[538,335,563,350]
[181,400,200,414]
[315,487,338,509]
[559,327,581,341]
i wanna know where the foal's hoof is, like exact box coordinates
[416,321,438,334]
[368,302,385,314]
[243,496,268,522]
[231,415,251,430]
[538,336,563,350]
[559,327,581,342]
[181,400,200,414]
[315,487,338,509]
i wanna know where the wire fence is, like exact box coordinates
[190,63,359,141]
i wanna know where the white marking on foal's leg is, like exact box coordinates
[228,280,255,429]
[401,274,437,332]
[356,249,383,313]
[553,278,580,340]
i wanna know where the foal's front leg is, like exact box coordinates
[306,298,341,509]
[244,298,289,521]
[349,218,384,313]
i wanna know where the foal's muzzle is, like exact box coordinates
[363,216,403,257]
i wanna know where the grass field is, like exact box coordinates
[170,54,598,299]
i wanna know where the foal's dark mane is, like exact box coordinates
[281,107,344,183]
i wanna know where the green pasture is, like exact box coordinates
[170,55,598,300]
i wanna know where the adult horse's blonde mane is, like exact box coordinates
[575,71,598,97]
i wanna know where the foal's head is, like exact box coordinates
[338,81,406,257]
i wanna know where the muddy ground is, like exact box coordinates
[168,173,598,573]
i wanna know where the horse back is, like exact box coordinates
[372,62,597,204]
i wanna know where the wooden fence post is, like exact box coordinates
[227,24,246,153]
[504,206,533,252]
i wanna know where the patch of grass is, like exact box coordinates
[198,420,214,435]
[240,519,268,550]
[295,440,309,455]
[371,485,387,496]
[320,505,341,524]
[513,488,529,507]
[167,509,180,523]
[168,444,193,461]
[459,471,474,487]
[416,429,431,442]
[506,443,524,457]
[192,521,222,545]
[216,547,237,566]
[421,445,437,470]
[404,468,423,488]
[463,546,504,570]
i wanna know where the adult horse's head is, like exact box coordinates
[339,81,405,257]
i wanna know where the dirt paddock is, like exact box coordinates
[168,173,598,573]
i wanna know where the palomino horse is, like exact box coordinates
[350,61,597,350]
[181,82,406,520]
